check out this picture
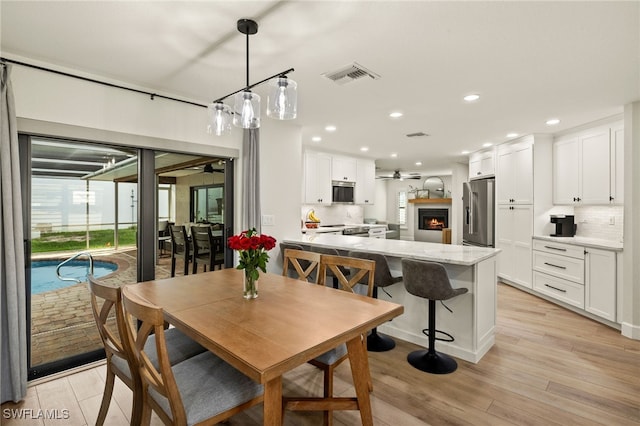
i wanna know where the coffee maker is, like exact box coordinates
[550,215,576,237]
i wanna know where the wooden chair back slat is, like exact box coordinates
[282,248,321,283]
[318,254,375,297]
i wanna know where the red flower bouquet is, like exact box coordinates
[227,228,276,298]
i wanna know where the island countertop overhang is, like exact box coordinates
[282,234,501,266]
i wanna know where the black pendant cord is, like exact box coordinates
[0,57,208,109]
[246,30,250,89]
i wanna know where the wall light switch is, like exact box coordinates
[262,214,275,226]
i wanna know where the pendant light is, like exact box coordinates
[208,18,297,135]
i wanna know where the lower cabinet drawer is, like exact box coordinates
[533,271,584,309]
[533,251,584,284]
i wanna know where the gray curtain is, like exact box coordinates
[242,128,261,233]
[0,62,28,403]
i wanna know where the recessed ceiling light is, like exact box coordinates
[415,161,422,166]
[546,118,560,126]
[389,112,403,118]
[325,125,337,132]
[390,153,398,158]
[464,94,480,102]
[311,136,322,142]
[461,150,470,155]
[483,142,493,147]
[360,146,369,152]
[506,133,519,138]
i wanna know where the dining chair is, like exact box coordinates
[287,254,375,426]
[169,225,190,277]
[310,246,350,289]
[88,275,206,426]
[282,248,321,283]
[191,225,224,274]
[120,285,264,426]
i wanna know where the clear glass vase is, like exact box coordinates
[243,271,259,299]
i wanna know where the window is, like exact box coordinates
[397,191,407,226]
[191,184,224,224]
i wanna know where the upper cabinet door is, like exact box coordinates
[496,140,533,204]
[355,159,375,205]
[580,129,611,204]
[469,149,495,180]
[610,123,624,204]
[303,152,332,205]
[331,156,357,182]
[553,137,581,204]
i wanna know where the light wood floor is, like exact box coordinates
[3,283,639,425]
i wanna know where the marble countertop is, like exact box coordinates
[533,235,623,251]
[301,224,387,234]
[284,234,501,266]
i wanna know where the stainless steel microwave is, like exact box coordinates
[332,181,355,203]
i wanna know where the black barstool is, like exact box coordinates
[348,251,402,352]
[401,258,468,374]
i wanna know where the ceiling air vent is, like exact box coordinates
[406,132,429,138]
[322,62,381,85]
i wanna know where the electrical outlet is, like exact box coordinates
[609,216,615,225]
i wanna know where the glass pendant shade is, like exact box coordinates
[267,77,297,120]
[233,91,261,129]
[207,102,232,135]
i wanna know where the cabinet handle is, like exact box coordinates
[544,245,567,252]
[610,196,614,202]
[545,283,567,293]
[544,262,567,270]
[477,171,481,175]
[577,197,581,202]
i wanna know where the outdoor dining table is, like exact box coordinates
[124,268,404,425]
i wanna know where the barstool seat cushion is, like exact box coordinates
[347,251,402,288]
[402,259,468,301]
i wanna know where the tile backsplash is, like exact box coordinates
[574,205,624,241]
[301,204,364,227]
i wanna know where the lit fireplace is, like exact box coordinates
[418,208,449,231]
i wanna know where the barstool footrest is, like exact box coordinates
[421,328,455,343]
[407,349,458,374]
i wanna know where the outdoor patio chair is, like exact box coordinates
[169,224,191,277]
[88,275,206,426]
[191,225,224,273]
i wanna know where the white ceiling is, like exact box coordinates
[2,1,638,176]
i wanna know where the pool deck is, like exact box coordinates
[30,249,187,367]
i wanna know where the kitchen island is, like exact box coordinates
[282,234,501,363]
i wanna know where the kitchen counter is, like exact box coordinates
[289,233,500,266]
[301,224,387,234]
[533,235,623,251]
[282,234,500,363]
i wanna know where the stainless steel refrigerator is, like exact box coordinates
[462,178,495,247]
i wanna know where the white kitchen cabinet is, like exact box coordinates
[553,124,617,205]
[585,248,616,322]
[531,237,619,323]
[610,123,624,204]
[331,156,357,182]
[496,204,533,288]
[303,151,332,205]
[355,159,375,205]
[496,139,533,204]
[468,149,495,180]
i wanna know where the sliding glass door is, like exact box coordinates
[21,136,235,378]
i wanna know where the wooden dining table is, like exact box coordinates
[125,268,404,425]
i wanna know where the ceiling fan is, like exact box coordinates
[376,170,423,180]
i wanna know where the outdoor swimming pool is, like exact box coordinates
[31,260,118,294]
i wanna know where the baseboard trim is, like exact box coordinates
[621,322,640,340]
